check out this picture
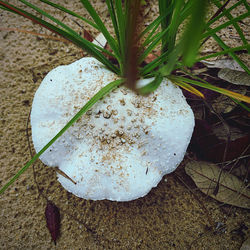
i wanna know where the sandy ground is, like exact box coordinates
[0,1,249,249]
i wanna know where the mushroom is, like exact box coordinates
[31,57,194,201]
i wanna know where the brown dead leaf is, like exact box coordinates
[240,237,250,250]
[201,59,250,86]
[190,119,250,162]
[84,30,93,42]
[218,69,250,86]
[201,59,245,72]
[45,202,60,244]
[185,161,250,209]
[144,51,161,64]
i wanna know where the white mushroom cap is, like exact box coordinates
[31,57,194,201]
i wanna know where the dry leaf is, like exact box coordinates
[92,33,107,48]
[202,59,245,71]
[144,51,161,64]
[218,69,250,86]
[190,119,250,163]
[83,30,93,42]
[45,202,60,244]
[185,161,250,209]
[240,237,250,250]
[201,59,250,86]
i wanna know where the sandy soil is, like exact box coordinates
[0,1,249,249]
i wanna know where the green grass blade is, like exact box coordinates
[0,78,124,195]
[140,5,178,53]
[141,26,162,49]
[40,0,99,30]
[0,1,119,74]
[179,0,195,21]
[166,0,184,54]
[158,42,183,76]
[201,12,249,39]
[137,73,163,95]
[139,15,162,39]
[158,0,173,53]
[196,44,250,61]
[211,0,249,53]
[106,0,120,44]
[182,0,208,66]
[139,27,170,64]
[140,9,173,50]
[243,0,250,12]
[19,0,81,37]
[231,98,250,112]
[114,0,126,75]
[140,50,169,76]
[171,79,205,98]
[18,0,104,52]
[0,4,14,12]
[80,0,120,59]
[169,75,250,103]
[206,0,244,28]
[209,33,250,74]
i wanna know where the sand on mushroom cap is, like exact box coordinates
[31,57,194,201]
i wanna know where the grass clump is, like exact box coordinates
[0,0,249,194]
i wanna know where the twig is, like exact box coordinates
[0,27,70,43]
[203,99,231,196]
[25,108,48,201]
[217,154,250,165]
